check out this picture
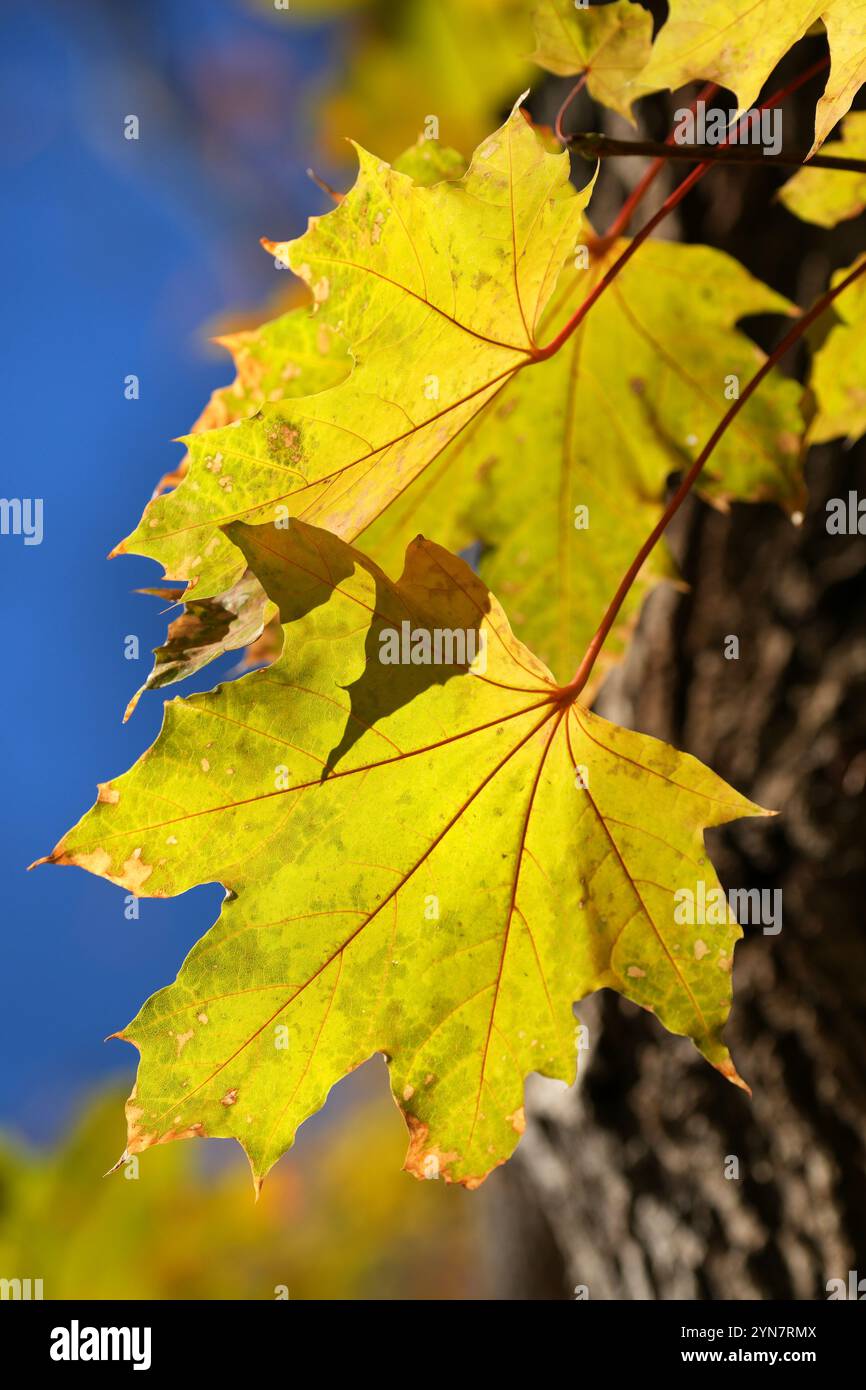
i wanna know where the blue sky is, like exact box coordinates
[0,0,342,1142]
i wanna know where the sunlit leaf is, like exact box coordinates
[120,111,802,695]
[116,106,592,601]
[45,521,767,1190]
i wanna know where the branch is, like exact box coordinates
[569,132,866,176]
[561,256,866,702]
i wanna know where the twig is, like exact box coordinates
[306,167,344,204]
[570,132,866,175]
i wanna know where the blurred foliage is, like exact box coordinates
[257,0,533,161]
[0,1074,485,1299]
[259,0,366,15]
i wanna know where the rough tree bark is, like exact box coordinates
[485,439,866,1301]
[485,48,866,1298]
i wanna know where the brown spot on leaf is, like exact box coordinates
[717,1055,751,1095]
[402,1114,460,1184]
[507,1105,526,1135]
[53,846,113,878]
[119,850,154,895]
[126,1095,206,1155]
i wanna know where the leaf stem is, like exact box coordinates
[559,256,866,702]
[532,159,707,360]
[570,132,866,175]
[554,72,589,145]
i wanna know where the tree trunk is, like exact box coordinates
[486,438,866,1299]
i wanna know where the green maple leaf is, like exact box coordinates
[635,0,866,154]
[530,0,654,120]
[808,254,866,446]
[122,111,803,700]
[779,112,866,226]
[42,520,768,1190]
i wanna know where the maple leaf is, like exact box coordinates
[121,110,803,701]
[779,112,866,226]
[184,140,466,445]
[42,520,768,1190]
[114,105,594,609]
[808,254,866,446]
[530,0,654,120]
[634,0,866,154]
